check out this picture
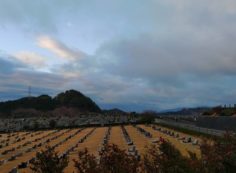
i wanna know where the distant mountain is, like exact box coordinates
[158,107,210,116]
[103,108,127,115]
[0,89,101,116]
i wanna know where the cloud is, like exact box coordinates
[0,53,72,101]
[1,0,236,111]
[0,55,23,74]
[37,36,85,61]
[0,1,57,32]
[96,34,236,80]
[0,66,73,101]
[41,19,236,111]
[14,51,47,68]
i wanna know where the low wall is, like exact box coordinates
[196,116,236,131]
[155,119,225,136]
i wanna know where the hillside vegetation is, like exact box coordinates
[0,90,101,117]
[202,106,236,116]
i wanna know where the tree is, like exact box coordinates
[73,148,101,173]
[139,111,157,124]
[30,146,69,173]
[142,141,194,173]
[200,133,236,173]
[180,132,236,173]
[33,121,39,130]
[74,144,140,173]
[99,144,140,173]
[29,134,236,173]
[49,119,57,129]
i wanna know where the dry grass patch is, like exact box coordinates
[140,125,201,158]
[125,125,151,155]
[109,126,127,151]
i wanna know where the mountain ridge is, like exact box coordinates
[0,89,101,116]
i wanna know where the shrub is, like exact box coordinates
[74,148,101,173]
[99,144,140,173]
[30,146,69,173]
[200,133,236,173]
[74,144,140,173]
[49,119,57,129]
[30,133,236,173]
[142,142,194,173]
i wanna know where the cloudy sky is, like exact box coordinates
[0,0,236,111]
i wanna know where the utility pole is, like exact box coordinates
[28,86,31,98]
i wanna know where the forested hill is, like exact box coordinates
[202,106,236,116]
[0,90,101,114]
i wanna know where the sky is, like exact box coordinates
[0,0,236,112]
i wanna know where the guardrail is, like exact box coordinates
[155,119,227,137]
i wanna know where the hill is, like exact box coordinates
[158,107,210,116]
[202,106,236,116]
[103,108,127,115]
[0,89,101,117]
